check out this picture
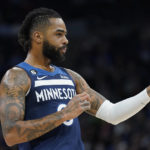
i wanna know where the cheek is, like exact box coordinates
[48,38,62,47]
[49,35,58,42]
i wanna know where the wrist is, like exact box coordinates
[61,107,71,121]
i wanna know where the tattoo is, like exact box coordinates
[66,69,106,115]
[3,103,23,135]
[0,67,67,145]
[1,68,28,136]
[14,112,64,142]
[66,69,87,92]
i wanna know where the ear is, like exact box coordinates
[32,31,43,44]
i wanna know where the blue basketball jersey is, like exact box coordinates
[16,62,85,150]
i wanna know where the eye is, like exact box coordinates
[56,33,63,36]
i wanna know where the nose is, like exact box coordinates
[63,36,69,45]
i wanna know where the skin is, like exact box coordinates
[0,17,150,147]
[0,67,91,146]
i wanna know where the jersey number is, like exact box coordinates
[57,104,73,126]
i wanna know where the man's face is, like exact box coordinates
[42,18,68,62]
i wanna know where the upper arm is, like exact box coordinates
[0,67,30,138]
[66,69,106,115]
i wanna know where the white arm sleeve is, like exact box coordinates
[96,89,150,125]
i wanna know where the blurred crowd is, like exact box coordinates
[0,0,150,150]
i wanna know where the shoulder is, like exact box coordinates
[64,69,82,82]
[64,68,90,93]
[0,67,31,94]
[3,67,28,76]
[2,67,30,83]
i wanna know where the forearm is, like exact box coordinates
[3,92,91,146]
[96,87,150,125]
[3,110,67,146]
[66,69,150,125]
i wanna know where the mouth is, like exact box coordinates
[60,46,67,54]
[62,47,67,53]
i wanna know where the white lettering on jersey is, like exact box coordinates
[60,75,69,79]
[35,90,45,102]
[35,88,76,103]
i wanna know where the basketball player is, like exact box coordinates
[0,8,150,150]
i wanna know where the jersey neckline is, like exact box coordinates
[22,62,58,75]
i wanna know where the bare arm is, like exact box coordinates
[66,69,106,115]
[0,68,91,146]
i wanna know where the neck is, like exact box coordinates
[25,51,53,71]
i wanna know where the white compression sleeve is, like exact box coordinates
[96,89,150,125]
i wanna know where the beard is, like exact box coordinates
[42,40,67,63]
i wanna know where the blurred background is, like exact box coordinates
[0,0,150,150]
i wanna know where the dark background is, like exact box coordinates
[0,0,150,150]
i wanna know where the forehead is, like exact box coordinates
[47,18,67,33]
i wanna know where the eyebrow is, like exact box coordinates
[56,29,67,34]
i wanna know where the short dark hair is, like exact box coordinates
[18,8,61,52]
